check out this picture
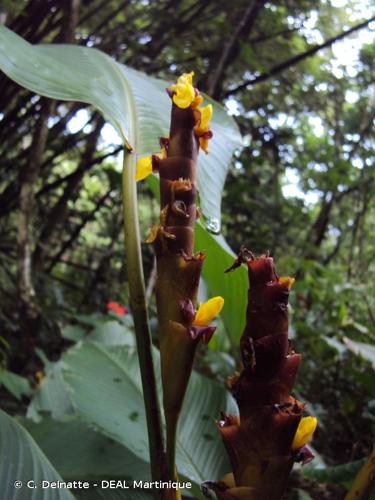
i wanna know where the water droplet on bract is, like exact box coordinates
[205,217,221,234]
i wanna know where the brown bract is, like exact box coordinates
[150,84,214,486]
[211,250,308,500]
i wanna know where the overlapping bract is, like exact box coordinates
[144,72,221,489]
[205,248,316,499]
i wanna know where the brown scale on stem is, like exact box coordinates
[137,73,221,492]
[203,248,317,500]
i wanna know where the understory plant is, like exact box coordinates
[0,24,374,500]
[136,71,224,491]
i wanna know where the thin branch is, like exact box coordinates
[37,146,122,198]
[207,0,266,99]
[225,17,375,97]
[248,25,301,45]
[33,118,103,271]
[17,98,55,321]
[47,190,112,272]
[79,0,113,25]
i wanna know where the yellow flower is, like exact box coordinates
[191,94,203,109]
[193,296,224,326]
[195,104,213,154]
[135,147,168,181]
[136,156,152,181]
[170,72,196,109]
[199,136,210,154]
[292,416,317,450]
[185,72,194,84]
[199,104,213,131]
[279,276,295,289]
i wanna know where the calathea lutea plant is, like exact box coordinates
[203,248,317,499]
[136,72,224,492]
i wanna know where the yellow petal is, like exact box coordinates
[136,156,152,181]
[199,136,210,154]
[179,71,194,85]
[199,104,213,130]
[170,72,196,108]
[191,94,203,109]
[292,416,317,450]
[279,276,295,289]
[159,146,167,159]
[193,296,224,326]
[172,83,195,108]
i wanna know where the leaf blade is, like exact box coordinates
[0,409,75,500]
[0,26,242,223]
[29,341,234,488]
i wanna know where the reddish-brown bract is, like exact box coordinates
[213,250,305,499]
[151,94,213,486]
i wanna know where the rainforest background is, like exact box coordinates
[0,1,374,498]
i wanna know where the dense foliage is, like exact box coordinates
[0,1,374,498]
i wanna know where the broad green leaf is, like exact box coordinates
[343,337,375,369]
[22,417,150,483]
[29,340,235,492]
[89,320,135,347]
[323,336,348,355]
[62,324,86,342]
[196,223,248,348]
[27,361,75,422]
[0,26,242,225]
[302,458,365,488]
[63,315,135,345]
[0,409,74,500]
[0,368,32,400]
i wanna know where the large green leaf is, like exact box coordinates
[0,368,32,400]
[27,361,75,421]
[29,340,235,494]
[22,417,150,483]
[342,337,375,369]
[0,26,242,225]
[196,223,248,348]
[89,320,136,347]
[21,414,157,499]
[302,458,365,488]
[0,409,74,500]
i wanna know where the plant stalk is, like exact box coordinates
[122,150,166,497]
[345,447,375,500]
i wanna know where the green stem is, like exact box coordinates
[166,415,177,479]
[122,151,166,495]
